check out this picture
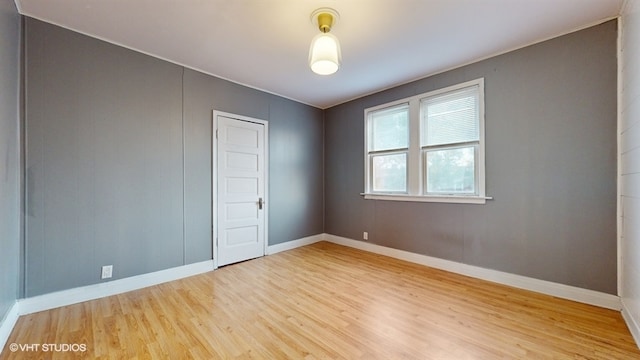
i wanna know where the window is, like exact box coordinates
[364,79,488,204]
[422,85,480,195]
[368,104,409,193]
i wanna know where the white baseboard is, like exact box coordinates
[323,234,622,310]
[18,260,214,315]
[267,234,324,255]
[0,301,20,352]
[2,233,624,354]
[622,299,640,346]
[13,233,325,323]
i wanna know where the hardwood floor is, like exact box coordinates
[3,241,639,359]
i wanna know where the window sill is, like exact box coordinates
[361,193,492,204]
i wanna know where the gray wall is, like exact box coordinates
[24,18,323,297]
[325,20,618,294]
[0,0,21,323]
[182,69,324,261]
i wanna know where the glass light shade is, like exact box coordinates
[309,32,341,75]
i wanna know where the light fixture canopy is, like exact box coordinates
[309,8,341,75]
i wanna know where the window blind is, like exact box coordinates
[422,86,479,147]
[370,104,409,152]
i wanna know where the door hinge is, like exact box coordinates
[215,129,219,139]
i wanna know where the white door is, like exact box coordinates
[216,115,267,267]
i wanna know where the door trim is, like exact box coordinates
[212,110,269,269]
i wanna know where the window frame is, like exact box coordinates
[363,78,489,204]
[366,102,411,194]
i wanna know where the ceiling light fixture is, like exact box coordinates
[309,8,341,75]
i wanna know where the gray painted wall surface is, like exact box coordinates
[324,21,618,294]
[0,0,21,322]
[25,19,184,297]
[24,18,323,297]
[182,69,324,262]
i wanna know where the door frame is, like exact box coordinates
[212,110,269,269]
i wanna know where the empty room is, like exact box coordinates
[2,0,640,358]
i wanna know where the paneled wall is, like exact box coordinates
[182,70,324,264]
[0,0,21,324]
[24,18,324,297]
[325,20,618,294]
[620,0,640,341]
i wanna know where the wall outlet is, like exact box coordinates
[101,265,113,279]
[363,232,368,240]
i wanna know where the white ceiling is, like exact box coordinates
[15,0,623,109]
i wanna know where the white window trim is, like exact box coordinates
[363,78,491,204]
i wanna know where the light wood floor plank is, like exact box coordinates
[2,241,639,359]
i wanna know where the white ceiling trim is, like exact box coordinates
[14,0,623,109]
[15,5,318,108]
[329,15,621,109]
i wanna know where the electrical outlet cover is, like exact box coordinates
[101,265,113,279]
